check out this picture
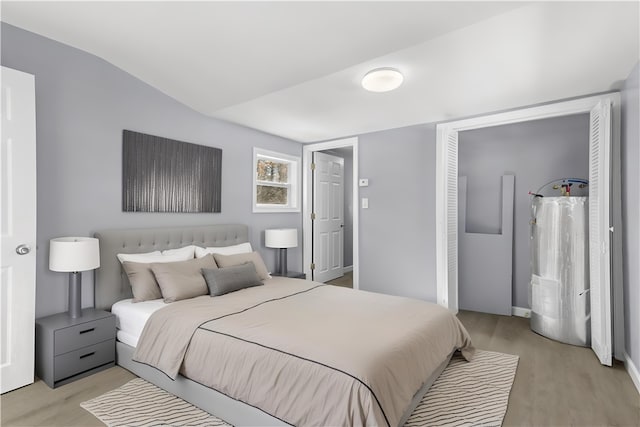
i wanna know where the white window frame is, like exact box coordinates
[253,147,300,213]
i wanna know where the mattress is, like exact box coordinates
[111,298,167,347]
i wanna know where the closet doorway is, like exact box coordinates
[303,138,359,289]
[435,93,623,366]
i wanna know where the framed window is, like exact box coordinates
[253,148,300,213]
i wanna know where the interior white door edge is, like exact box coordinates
[312,151,344,283]
[1,66,37,393]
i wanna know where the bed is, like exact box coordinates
[94,224,473,427]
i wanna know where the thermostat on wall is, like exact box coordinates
[359,178,369,187]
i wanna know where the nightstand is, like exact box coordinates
[273,271,306,279]
[35,308,115,388]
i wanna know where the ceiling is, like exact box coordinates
[2,2,639,143]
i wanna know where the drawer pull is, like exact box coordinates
[79,352,95,359]
[79,328,95,335]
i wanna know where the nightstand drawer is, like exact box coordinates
[54,316,115,355]
[54,339,115,381]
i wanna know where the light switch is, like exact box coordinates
[359,178,369,187]
[361,198,369,209]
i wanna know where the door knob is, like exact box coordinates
[15,244,31,255]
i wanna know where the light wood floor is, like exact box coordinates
[2,310,638,426]
[326,271,353,288]
[457,310,639,426]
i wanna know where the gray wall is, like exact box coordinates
[621,62,639,372]
[1,24,302,318]
[458,114,590,308]
[358,124,437,301]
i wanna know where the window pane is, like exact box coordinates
[257,159,289,183]
[257,185,288,205]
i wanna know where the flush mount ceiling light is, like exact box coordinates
[361,67,404,92]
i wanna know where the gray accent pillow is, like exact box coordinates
[213,252,271,281]
[122,261,163,302]
[202,262,263,297]
[151,254,218,303]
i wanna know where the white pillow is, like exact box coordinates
[195,242,253,258]
[117,245,196,264]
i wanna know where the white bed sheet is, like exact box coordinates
[112,298,167,347]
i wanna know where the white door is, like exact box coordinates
[1,67,37,393]
[312,152,344,283]
[436,127,459,313]
[589,99,612,366]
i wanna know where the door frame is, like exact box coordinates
[435,92,624,361]
[303,137,359,289]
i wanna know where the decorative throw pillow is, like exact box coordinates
[195,242,253,258]
[118,246,197,302]
[213,252,271,281]
[202,262,263,297]
[151,254,218,303]
[122,261,163,302]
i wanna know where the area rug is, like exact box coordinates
[81,349,518,427]
[405,350,519,427]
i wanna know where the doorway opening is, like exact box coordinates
[303,138,359,289]
[457,114,590,317]
[435,93,623,366]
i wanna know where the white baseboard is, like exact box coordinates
[343,265,353,273]
[624,351,640,395]
[512,306,531,318]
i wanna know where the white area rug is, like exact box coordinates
[81,349,518,427]
[406,350,519,427]
[81,379,229,427]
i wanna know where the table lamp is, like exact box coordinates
[265,228,298,276]
[49,237,100,318]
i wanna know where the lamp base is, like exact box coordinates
[278,248,288,276]
[68,272,82,319]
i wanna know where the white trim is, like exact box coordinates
[435,92,623,365]
[343,265,353,273]
[438,94,619,132]
[303,137,359,290]
[252,147,301,213]
[511,306,531,318]
[610,99,625,362]
[624,352,640,395]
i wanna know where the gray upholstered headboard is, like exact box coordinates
[93,224,249,311]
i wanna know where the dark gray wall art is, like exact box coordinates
[122,130,222,213]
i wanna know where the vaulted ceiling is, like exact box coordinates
[3,1,638,142]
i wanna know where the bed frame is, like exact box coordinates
[94,224,284,425]
[93,224,450,427]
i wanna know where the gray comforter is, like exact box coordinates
[133,277,474,426]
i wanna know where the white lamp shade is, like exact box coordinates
[49,237,100,272]
[265,228,298,249]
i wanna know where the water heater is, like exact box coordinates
[530,195,590,347]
